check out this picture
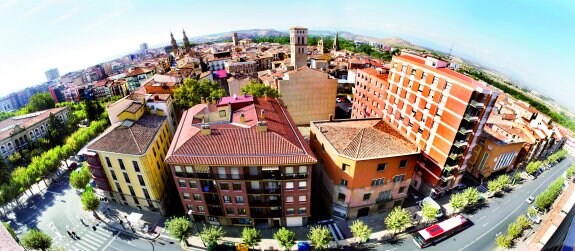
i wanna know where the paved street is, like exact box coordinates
[374,156,574,251]
[2,172,179,251]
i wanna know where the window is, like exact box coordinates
[393,174,405,183]
[110,170,117,180]
[178,179,186,187]
[299,166,307,174]
[238,208,246,215]
[189,180,197,188]
[174,165,182,174]
[131,161,140,172]
[219,110,226,118]
[363,193,371,201]
[128,186,136,196]
[422,72,427,80]
[197,206,205,212]
[233,183,242,191]
[118,159,125,170]
[285,166,293,175]
[298,181,307,189]
[123,173,131,183]
[105,157,112,167]
[143,188,151,199]
[398,186,406,194]
[411,69,416,76]
[138,175,145,186]
[371,178,384,187]
[377,163,386,172]
[298,207,307,214]
[286,196,294,203]
[193,194,201,201]
[187,204,194,212]
[183,192,190,200]
[285,182,294,190]
[230,167,240,179]
[287,208,295,215]
[185,166,194,173]
[299,195,306,202]
[220,183,229,190]
[399,160,408,169]
[338,193,346,202]
[342,163,349,171]
[223,196,231,203]
[235,196,244,203]
[226,208,234,215]
[115,183,123,193]
[340,179,348,187]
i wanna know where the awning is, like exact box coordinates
[262,166,279,171]
[126,212,143,225]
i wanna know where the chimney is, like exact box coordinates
[240,113,246,123]
[260,109,265,120]
[200,124,211,135]
[257,121,268,132]
[243,92,247,97]
[329,114,333,121]
[264,93,268,101]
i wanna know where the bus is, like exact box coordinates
[412,215,470,248]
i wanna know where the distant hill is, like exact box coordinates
[188,28,413,47]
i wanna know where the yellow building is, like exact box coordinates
[87,103,173,215]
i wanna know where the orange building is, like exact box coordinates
[351,53,499,197]
[310,118,419,219]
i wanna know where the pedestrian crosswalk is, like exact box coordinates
[318,219,345,241]
[56,225,117,251]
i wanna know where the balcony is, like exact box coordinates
[174,172,214,179]
[250,209,282,218]
[376,197,393,204]
[470,100,485,108]
[464,114,479,122]
[453,140,468,148]
[207,206,224,216]
[448,152,462,160]
[281,173,308,180]
[200,181,218,193]
[204,195,221,205]
[458,127,472,135]
[247,187,281,195]
[248,200,282,207]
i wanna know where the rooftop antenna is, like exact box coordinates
[447,42,455,60]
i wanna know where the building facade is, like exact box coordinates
[87,104,173,215]
[351,53,498,197]
[289,27,308,69]
[310,118,419,219]
[106,93,178,135]
[165,95,317,227]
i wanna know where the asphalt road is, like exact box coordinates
[375,156,574,251]
[2,172,179,251]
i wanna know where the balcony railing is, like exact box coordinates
[376,197,393,203]
[175,172,309,181]
[174,172,214,179]
[281,173,308,180]
[207,207,224,216]
[458,127,472,134]
[247,188,281,195]
[248,200,282,207]
[470,100,485,108]
[464,114,479,122]
[448,152,462,160]
[453,140,468,148]
[250,210,282,218]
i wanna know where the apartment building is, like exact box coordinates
[107,93,178,135]
[86,103,173,215]
[310,118,419,219]
[165,95,317,227]
[351,53,498,197]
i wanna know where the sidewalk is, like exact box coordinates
[0,162,69,218]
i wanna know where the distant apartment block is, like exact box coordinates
[351,53,498,197]
[310,118,419,219]
[45,68,60,82]
[165,95,317,227]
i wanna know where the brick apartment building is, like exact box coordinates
[165,95,317,227]
[351,53,498,197]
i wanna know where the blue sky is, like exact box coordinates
[1,0,574,111]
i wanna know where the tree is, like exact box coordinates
[273,227,296,251]
[2,222,18,242]
[174,78,226,108]
[449,193,467,212]
[507,222,522,239]
[462,187,481,206]
[8,151,24,166]
[384,207,412,236]
[516,215,530,229]
[528,206,538,216]
[21,229,52,251]
[307,225,331,250]
[350,220,372,243]
[70,166,91,190]
[26,93,56,113]
[84,100,104,122]
[199,225,225,248]
[487,179,503,194]
[80,190,100,212]
[165,216,192,242]
[241,80,279,98]
[421,202,438,223]
[526,161,542,175]
[495,234,512,248]
[241,227,262,250]
[496,175,511,190]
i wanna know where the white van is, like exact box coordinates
[419,197,444,218]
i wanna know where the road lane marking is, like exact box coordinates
[458,159,571,251]
[106,246,122,251]
[477,216,486,221]
[102,231,120,251]
[491,207,500,212]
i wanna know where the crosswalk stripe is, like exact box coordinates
[71,240,97,251]
[82,233,105,245]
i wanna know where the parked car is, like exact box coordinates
[452,183,468,191]
[68,162,78,170]
[528,213,542,224]
[526,196,534,204]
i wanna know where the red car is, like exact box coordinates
[68,162,78,170]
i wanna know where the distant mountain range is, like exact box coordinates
[187,28,413,47]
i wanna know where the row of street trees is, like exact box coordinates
[487,174,512,195]
[534,177,565,211]
[449,187,483,213]
[0,119,108,212]
[495,215,531,248]
[526,150,568,175]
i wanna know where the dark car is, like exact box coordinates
[68,162,78,170]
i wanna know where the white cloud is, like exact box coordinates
[18,0,54,19]
[50,7,80,24]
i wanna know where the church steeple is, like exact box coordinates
[183,29,191,52]
[317,38,324,54]
[170,32,178,54]
[333,32,340,52]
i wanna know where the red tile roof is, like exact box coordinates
[313,118,418,159]
[0,107,68,141]
[359,68,388,82]
[165,97,317,165]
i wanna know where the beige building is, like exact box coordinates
[107,93,178,134]
[276,67,337,125]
